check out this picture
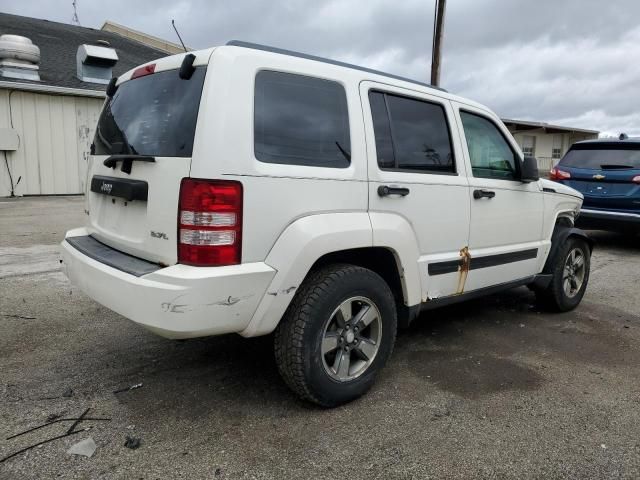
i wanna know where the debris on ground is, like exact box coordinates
[67,437,97,458]
[113,383,143,394]
[0,312,36,320]
[124,435,141,450]
[62,388,74,398]
[46,412,63,423]
[1,407,110,463]
[66,408,90,434]
[0,428,89,463]
[6,413,110,440]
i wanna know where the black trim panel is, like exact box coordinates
[65,235,161,277]
[470,248,538,270]
[428,248,538,276]
[90,175,148,201]
[427,260,460,276]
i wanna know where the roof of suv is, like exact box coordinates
[575,137,640,146]
[226,40,447,93]
[223,41,494,115]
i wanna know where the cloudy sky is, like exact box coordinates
[4,0,640,135]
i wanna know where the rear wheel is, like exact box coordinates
[274,264,397,407]
[536,237,591,312]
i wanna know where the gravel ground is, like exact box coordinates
[1,196,639,479]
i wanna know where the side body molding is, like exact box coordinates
[240,213,373,337]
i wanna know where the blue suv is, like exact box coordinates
[550,135,640,233]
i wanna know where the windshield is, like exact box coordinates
[93,67,206,157]
[559,145,640,169]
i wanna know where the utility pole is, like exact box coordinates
[430,0,446,87]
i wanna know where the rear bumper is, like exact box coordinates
[577,208,640,231]
[61,228,276,339]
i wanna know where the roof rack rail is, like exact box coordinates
[225,40,447,93]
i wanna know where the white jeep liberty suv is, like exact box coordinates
[62,41,592,407]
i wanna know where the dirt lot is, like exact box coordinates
[1,196,639,479]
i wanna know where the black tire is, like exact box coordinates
[536,236,591,312]
[274,264,397,407]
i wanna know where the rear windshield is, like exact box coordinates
[93,67,206,157]
[560,145,640,169]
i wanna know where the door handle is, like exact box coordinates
[473,189,496,200]
[378,185,410,197]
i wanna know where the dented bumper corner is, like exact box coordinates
[61,229,276,339]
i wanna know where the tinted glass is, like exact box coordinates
[369,92,396,169]
[254,71,350,168]
[380,94,454,172]
[560,147,640,169]
[460,111,518,180]
[94,67,206,157]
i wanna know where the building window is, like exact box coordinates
[552,134,563,159]
[254,71,351,168]
[522,135,536,157]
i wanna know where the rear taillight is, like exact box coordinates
[632,175,640,184]
[549,167,571,181]
[131,63,156,79]
[178,179,242,266]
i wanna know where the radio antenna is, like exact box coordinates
[171,19,188,52]
[71,0,80,25]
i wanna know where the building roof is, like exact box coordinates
[101,20,187,55]
[502,118,599,135]
[0,12,166,92]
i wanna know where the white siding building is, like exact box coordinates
[502,118,599,172]
[0,13,167,197]
[0,86,103,196]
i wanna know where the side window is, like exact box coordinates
[369,91,455,174]
[254,71,350,168]
[460,111,519,180]
[369,92,395,169]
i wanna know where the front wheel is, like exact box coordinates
[536,237,591,312]
[274,264,397,407]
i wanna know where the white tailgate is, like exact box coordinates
[87,158,190,265]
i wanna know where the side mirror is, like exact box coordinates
[520,155,539,183]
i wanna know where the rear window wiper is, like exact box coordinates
[104,154,156,174]
[600,164,634,169]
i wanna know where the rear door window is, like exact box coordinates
[93,67,206,157]
[254,71,351,168]
[368,91,455,174]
